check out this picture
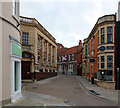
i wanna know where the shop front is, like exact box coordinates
[9,36,22,102]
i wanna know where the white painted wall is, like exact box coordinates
[0,2,2,104]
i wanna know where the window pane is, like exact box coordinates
[101,35,104,44]
[85,45,87,55]
[101,56,104,62]
[107,63,113,69]
[107,56,113,62]
[22,32,29,44]
[107,34,113,43]
[101,28,104,34]
[107,27,113,33]
[101,63,104,69]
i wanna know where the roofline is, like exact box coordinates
[87,14,116,42]
[20,16,56,43]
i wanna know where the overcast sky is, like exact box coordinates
[20,0,119,48]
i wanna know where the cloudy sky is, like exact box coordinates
[20,0,119,48]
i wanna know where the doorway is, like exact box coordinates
[22,61,31,79]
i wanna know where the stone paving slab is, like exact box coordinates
[76,76,118,102]
[4,91,70,106]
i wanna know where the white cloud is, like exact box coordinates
[20,0,119,47]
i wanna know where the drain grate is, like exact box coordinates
[89,90,100,96]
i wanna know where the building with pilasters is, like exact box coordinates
[20,16,57,81]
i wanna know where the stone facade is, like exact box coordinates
[20,16,57,81]
[82,14,116,82]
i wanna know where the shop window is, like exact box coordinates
[106,70,113,75]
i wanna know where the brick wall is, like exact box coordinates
[35,72,57,81]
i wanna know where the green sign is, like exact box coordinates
[12,42,22,57]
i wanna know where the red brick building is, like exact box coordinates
[82,14,116,82]
[57,40,82,75]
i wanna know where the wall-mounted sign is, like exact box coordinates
[23,53,31,58]
[99,46,105,51]
[12,42,22,57]
[89,59,95,62]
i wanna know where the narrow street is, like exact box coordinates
[23,75,118,106]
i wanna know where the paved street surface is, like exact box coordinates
[76,76,118,102]
[20,75,118,106]
[6,91,69,106]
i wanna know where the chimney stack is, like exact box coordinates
[79,40,82,46]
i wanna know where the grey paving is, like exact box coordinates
[76,76,118,102]
[4,75,119,106]
[5,91,70,106]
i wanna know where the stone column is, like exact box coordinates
[42,38,44,64]
[54,46,57,71]
[47,42,49,66]
[51,45,53,66]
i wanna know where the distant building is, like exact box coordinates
[0,1,22,105]
[20,16,57,81]
[82,14,116,83]
[57,41,82,75]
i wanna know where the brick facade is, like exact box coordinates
[57,41,82,75]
